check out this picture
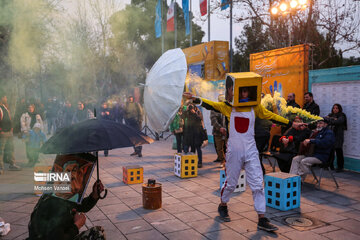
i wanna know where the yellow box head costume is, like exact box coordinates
[225,72,262,107]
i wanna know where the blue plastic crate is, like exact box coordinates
[264,172,301,211]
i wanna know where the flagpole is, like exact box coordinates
[161,0,164,54]
[208,0,210,42]
[190,0,192,46]
[174,0,177,48]
[230,0,233,72]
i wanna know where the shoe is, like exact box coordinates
[9,164,21,171]
[213,158,221,162]
[336,168,343,173]
[220,163,225,168]
[257,217,278,232]
[198,163,203,168]
[138,153,142,157]
[218,204,230,222]
[130,152,137,156]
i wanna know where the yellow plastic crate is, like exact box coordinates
[123,165,143,184]
[174,153,198,178]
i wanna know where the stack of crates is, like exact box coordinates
[220,169,246,192]
[264,172,301,211]
[123,165,143,184]
[174,153,198,178]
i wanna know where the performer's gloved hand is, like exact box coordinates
[91,180,104,200]
[72,209,86,230]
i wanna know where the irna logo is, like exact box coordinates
[34,172,71,182]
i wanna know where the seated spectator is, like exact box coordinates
[273,117,311,173]
[289,118,335,181]
[27,180,106,240]
[325,103,347,172]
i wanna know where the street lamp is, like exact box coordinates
[271,7,279,15]
[290,0,298,8]
[279,3,288,12]
[270,0,310,46]
[270,0,308,15]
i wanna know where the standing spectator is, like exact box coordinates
[124,95,143,157]
[286,93,300,108]
[13,98,27,137]
[303,92,320,116]
[46,98,59,135]
[23,123,46,167]
[290,119,335,181]
[210,94,227,168]
[57,100,74,131]
[170,106,184,153]
[21,104,44,166]
[325,103,347,172]
[112,97,124,124]
[99,101,112,121]
[72,101,94,124]
[0,91,21,174]
[183,104,204,168]
[35,98,45,121]
[99,101,112,157]
[254,118,272,174]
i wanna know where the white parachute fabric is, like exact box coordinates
[144,48,187,132]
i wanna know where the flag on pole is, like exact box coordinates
[221,0,230,10]
[200,0,207,16]
[155,0,162,38]
[167,1,175,32]
[182,0,190,36]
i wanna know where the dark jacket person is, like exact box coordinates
[28,180,105,240]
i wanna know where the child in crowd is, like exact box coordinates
[23,123,46,167]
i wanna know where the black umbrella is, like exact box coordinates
[41,118,154,199]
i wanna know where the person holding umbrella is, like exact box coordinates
[28,176,106,239]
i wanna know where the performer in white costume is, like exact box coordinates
[184,73,302,232]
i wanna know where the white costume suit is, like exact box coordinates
[221,108,265,214]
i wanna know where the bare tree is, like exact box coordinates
[210,0,360,66]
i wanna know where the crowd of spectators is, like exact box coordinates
[0,93,147,174]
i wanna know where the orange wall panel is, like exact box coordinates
[250,44,309,107]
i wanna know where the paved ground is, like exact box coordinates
[1,136,360,240]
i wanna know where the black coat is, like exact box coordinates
[183,107,203,147]
[303,101,320,116]
[28,194,98,240]
[287,100,300,109]
[285,127,311,151]
[326,112,347,148]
